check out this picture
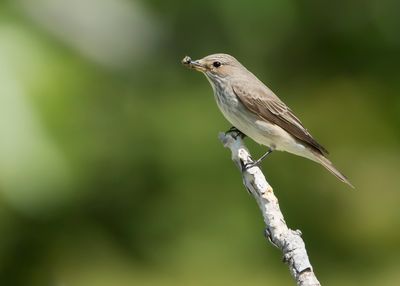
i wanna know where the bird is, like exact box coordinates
[182,53,354,188]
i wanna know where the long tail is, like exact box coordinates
[312,152,354,189]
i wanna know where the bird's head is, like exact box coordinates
[182,53,244,82]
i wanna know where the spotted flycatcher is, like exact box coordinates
[182,53,353,188]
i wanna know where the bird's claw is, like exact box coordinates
[242,148,273,172]
[242,160,261,171]
[225,126,246,139]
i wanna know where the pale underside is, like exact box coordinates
[206,75,318,162]
[219,94,315,161]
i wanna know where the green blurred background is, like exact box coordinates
[0,0,399,285]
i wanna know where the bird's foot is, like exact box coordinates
[242,148,273,171]
[242,160,261,171]
[225,126,246,139]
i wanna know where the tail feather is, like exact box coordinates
[313,153,354,189]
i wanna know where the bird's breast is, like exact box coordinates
[213,87,256,133]
[212,86,305,154]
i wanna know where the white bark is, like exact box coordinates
[219,132,321,286]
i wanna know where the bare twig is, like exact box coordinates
[219,132,321,286]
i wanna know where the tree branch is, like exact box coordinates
[219,132,321,286]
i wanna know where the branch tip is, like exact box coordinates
[218,132,321,286]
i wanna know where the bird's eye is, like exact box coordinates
[213,61,221,68]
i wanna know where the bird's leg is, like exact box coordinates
[225,126,246,139]
[243,148,274,170]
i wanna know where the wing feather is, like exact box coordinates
[232,82,328,155]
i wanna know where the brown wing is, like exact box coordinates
[233,82,328,155]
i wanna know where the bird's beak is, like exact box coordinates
[182,56,207,72]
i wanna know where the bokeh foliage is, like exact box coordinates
[0,0,399,285]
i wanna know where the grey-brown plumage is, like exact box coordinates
[232,81,328,156]
[182,54,353,188]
